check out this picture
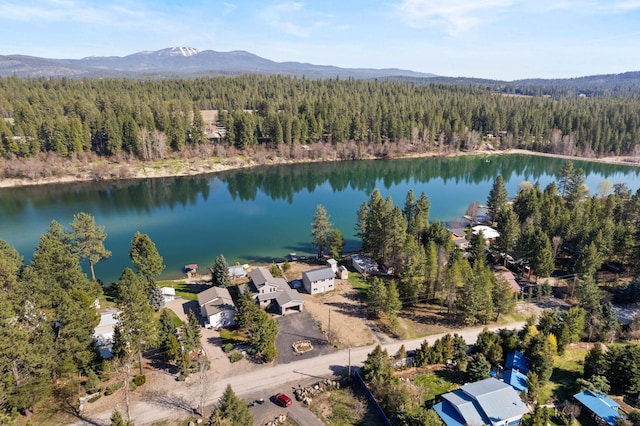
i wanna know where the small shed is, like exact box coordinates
[337,265,349,280]
[228,265,247,280]
[161,287,176,302]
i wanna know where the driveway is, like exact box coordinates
[275,310,335,365]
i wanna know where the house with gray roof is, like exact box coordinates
[302,267,336,295]
[248,267,304,315]
[197,286,235,328]
[434,377,529,426]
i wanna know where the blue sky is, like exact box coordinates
[1,0,639,80]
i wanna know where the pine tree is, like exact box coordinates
[212,254,231,287]
[311,204,333,257]
[129,232,165,295]
[69,212,112,282]
[487,176,508,223]
[113,268,156,375]
[181,310,202,354]
[209,385,253,426]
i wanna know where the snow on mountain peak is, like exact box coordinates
[168,47,199,57]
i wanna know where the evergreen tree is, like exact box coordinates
[181,310,202,354]
[69,212,112,282]
[467,353,491,382]
[311,204,333,257]
[487,176,508,223]
[113,268,156,375]
[327,228,345,259]
[208,385,253,426]
[248,310,279,362]
[494,206,520,259]
[212,254,231,287]
[129,232,165,295]
[366,277,388,317]
[149,285,165,311]
[234,288,259,328]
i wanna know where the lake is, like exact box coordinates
[1,154,639,284]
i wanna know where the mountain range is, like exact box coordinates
[1,47,640,95]
[0,46,436,80]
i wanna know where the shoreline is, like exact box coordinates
[1,148,639,189]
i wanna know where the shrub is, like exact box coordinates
[104,382,123,396]
[222,343,234,353]
[88,394,101,403]
[133,375,146,386]
[229,352,244,363]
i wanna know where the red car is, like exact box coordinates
[273,393,292,407]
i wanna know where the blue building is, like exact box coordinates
[505,350,530,374]
[434,378,529,426]
[574,390,622,426]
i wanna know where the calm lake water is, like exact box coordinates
[1,154,639,285]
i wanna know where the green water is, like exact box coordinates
[1,154,639,284]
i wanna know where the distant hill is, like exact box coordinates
[0,46,437,80]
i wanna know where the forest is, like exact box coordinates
[1,75,640,165]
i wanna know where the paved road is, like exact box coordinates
[75,321,525,425]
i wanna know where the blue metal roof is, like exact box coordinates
[504,369,529,393]
[433,401,466,426]
[574,390,622,426]
[505,350,529,374]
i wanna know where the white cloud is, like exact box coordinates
[396,0,515,35]
[262,1,329,37]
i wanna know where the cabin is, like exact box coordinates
[302,267,336,295]
[197,286,235,328]
[337,265,349,280]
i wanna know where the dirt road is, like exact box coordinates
[74,321,526,425]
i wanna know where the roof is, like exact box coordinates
[505,351,530,374]
[161,287,175,296]
[197,286,234,309]
[504,369,529,393]
[326,258,338,266]
[574,390,622,426]
[436,378,529,426]
[303,267,336,282]
[249,267,303,308]
[493,267,520,292]
[472,225,500,239]
[228,265,247,276]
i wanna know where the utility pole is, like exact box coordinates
[348,346,351,377]
[328,307,331,344]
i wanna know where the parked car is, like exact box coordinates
[273,393,292,407]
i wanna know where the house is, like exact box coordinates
[161,286,175,302]
[505,350,530,374]
[352,254,379,275]
[248,267,304,315]
[302,267,336,295]
[573,390,622,426]
[337,265,349,280]
[493,266,521,293]
[434,378,529,426]
[94,309,119,359]
[472,225,500,241]
[197,286,235,328]
[326,258,338,274]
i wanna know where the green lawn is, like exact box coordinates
[539,348,588,404]
[348,273,371,294]
[414,370,459,403]
[219,329,248,345]
[156,280,198,300]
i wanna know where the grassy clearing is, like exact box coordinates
[155,307,183,327]
[156,280,198,300]
[309,387,376,426]
[348,274,371,294]
[539,348,588,404]
[219,329,248,344]
[413,370,459,403]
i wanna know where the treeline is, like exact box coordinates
[1,75,640,160]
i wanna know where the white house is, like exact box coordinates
[197,286,235,328]
[302,267,336,295]
[161,286,175,302]
[94,309,119,358]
